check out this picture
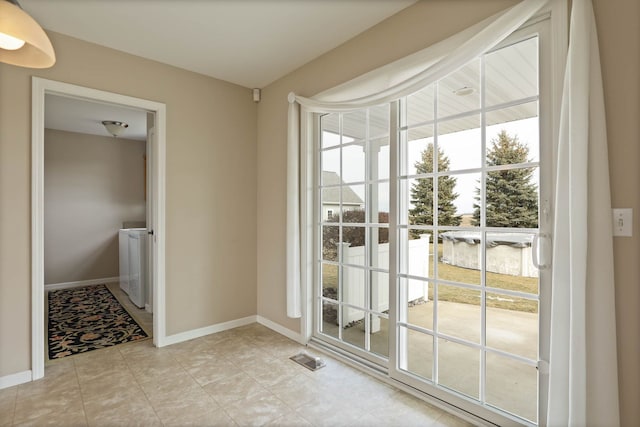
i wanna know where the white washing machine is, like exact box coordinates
[119,228,147,308]
[127,229,147,309]
[118,229,131,294]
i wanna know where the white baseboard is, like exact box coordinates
[161,315,257,347]
[257,315,304,344]
[0,370,32,390]
[45,277,120,291]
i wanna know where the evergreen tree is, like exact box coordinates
[473,130,538,228]
[409,144,461,234]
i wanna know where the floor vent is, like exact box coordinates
[290,352,326,371]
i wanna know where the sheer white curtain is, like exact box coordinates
[546,0,620,425]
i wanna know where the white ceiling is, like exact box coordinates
[31,0,415,139]
[45,95,148,141]
[22,0,416,89]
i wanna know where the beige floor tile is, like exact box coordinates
[138,370,201,400]
[224,389,291,427]
[126,357,185,383]
[161,407,236,427]
[83,388,160,427]
[0,386,17,426]
[184,357,244,387]
[263,411,314,426]
[203,371,267,406]
[13,387,85,425]
[295,399,379,427]
[434,412,476,427]
[78,369,142,401]
[149,384,220,424]
[12,410,88,427]
[269,374,328,409]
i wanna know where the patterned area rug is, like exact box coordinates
[48,284,149,359]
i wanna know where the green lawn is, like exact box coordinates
[321,244,538,313]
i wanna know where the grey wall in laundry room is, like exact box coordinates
[44,128,146,285]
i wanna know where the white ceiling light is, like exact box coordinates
[102,121,128,138]
[453,86,476,96]
[0,0,55,68]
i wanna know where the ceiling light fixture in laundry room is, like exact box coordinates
[102,121,129,138]
[0,0,56,68]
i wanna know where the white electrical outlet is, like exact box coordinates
[612,208,632,237]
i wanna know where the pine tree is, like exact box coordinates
[473,130,538,228]
[409,144,461,234]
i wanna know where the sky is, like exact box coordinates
[321,116,540,214]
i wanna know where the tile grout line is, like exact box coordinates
[71,358,91,427]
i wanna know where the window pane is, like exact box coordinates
[322,263,338,301]
[486,353,538,423]
[320,113,340,148]
[399,327,434,381]
[437,284,480,344]
[342,110,366,142]
[342,266,365,309]
[372,137,390,180]
[342,185,365,220]
[437,172,479,226]
[485,37,538,107]
[486,292,538,360]
[401,126,434,176]
[438,231,481,285]
[321,149,340,182]
[370,181,389,221]
[406,84,435,127]
[370,314,389,358]
[342,144,365,183]
[487,110,540,166]
[371,271,389,314]
[486,167,539,228]
[485,232,539,293]
[342,307,365,349]
[437,115,481,171]
[322,226,339,262]
[403,177,433,227]
[321,301,339,339]
[486,104,539,163]
[399,233,431,279]
[369,104,390,139]
[438,58,481,118]
[370,229,390,270]
[438,339,479,399]
[400,278,432,331]
[341,226,365,266]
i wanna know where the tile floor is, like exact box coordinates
[0,323,473,427]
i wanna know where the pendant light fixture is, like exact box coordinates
[0,0,55,68]
[102,121,129,138]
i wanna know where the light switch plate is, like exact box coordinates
[612,208,632,237]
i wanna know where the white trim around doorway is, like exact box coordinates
[31,77,168,380]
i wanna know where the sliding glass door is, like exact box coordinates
[313,20,552,425]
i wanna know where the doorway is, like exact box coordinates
[31,77,167,380]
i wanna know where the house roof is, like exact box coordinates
[322,171,364,206]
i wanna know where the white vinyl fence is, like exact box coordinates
[340,234,430,329]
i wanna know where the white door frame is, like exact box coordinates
[31,77,168,380]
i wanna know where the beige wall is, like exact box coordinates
[0,31,257,377]
[592,0,640,424]
[257,0,639,424]
[44,129,146,285]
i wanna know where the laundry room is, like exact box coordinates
[43,94,153,359]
